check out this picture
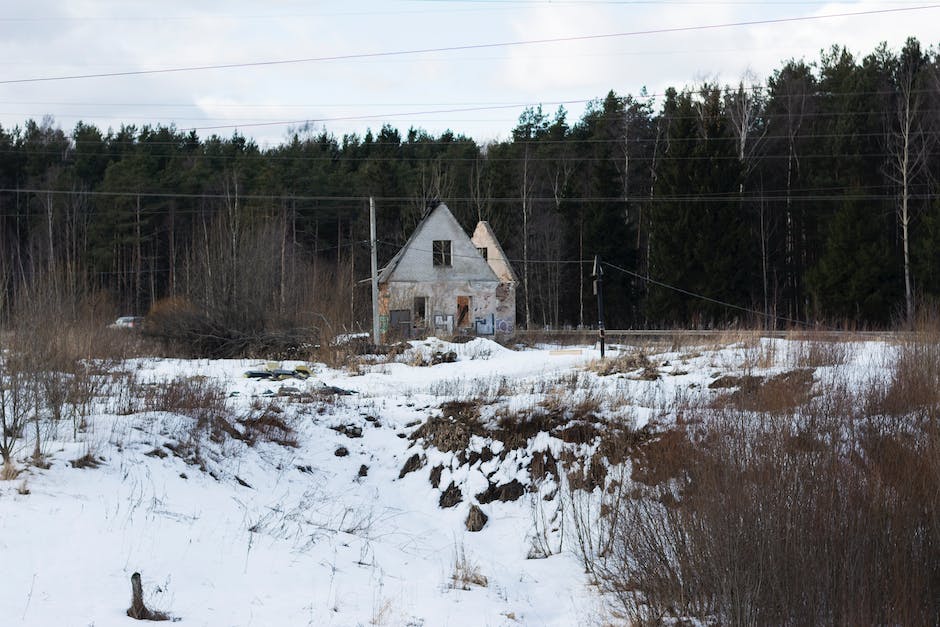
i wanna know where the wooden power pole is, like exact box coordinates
[370,197,380,346]
[593,255,605,358]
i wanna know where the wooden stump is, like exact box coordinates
[127,572,154,620]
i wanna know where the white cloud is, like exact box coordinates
[0,0,936,144]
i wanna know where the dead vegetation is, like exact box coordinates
[571,327,940,626]
[586,351,651,376]
[709,368,816,414]
[448,544,488,589]
[142,376,299,468]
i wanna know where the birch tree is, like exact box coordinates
[886,38,932,322]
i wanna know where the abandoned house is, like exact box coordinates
[377,202,517,339]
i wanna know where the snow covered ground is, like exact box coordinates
[0,336,888,626]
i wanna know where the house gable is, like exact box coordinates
[471,221,518,284]
[379,203,498,284]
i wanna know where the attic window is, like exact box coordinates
[433,240,452,266]
[477,247,488,261]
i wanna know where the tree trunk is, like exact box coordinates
[126,572,153,620]
[522,143,532,330]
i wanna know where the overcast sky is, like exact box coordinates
[1,0,937,147]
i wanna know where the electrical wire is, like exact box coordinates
[600,260,811,326]
[0,5,935,85]
[371,236,813,326]
[0,188,928,210]
[4,97,932,140]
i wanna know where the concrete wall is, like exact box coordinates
[378,204,515,338]
[384,204,498,284]
[382,279,502,335]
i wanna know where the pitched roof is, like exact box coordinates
[377,202,499,284]
[471,220,519,283]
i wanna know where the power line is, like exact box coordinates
[0,87,932,112]
[5,97,931,138]
[1,5,935,85]
[0,188,930,209]
[601,260,811,327]
[371,236,813,327]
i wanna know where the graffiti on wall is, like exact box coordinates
[495,318,514,334]
[474,314,494,335]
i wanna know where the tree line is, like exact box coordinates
[1,39,938,332]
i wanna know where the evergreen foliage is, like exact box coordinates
[1,40,938,329]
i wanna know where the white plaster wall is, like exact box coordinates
[386,279,501,327]
[386,205,498,283]
[471,221,518,284]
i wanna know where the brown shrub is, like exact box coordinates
[145,296,317,360]
[238,403,298,448]
[870,337,940,416]
[587,351,651,377]
[583,408,940,626]
[629,428,696,487]
[711,368,815,414]
[411,400,485,452]
[70,452,102,469]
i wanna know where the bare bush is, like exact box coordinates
[579,399,940,625]
[448,543,488,590]
[144,296,317,360]
[586,351,651,376]
[787,338,855,368]
[147,216,358,360]
[0,352,33,470]
[869,334,940,416]
[710,368,816,414]
[145,375,238,440]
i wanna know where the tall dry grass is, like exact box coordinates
[573,322,940,625]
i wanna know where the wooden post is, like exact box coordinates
[126,572,153,620]
[593,256,605,359]
[370,197,380,346]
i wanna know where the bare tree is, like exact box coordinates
[770,63,813,321]
[0,341,30,473]
[886,39,933,323]
[725,73,770,320]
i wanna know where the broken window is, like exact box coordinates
[477,247,488,260]
[433,240,452,266]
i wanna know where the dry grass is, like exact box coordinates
[868,336,940,416]
[410,400,486,452]
[578,384,940,626]
[0,461,21,481]
[586,351,651,376]
[144,376,236,443]
[448,543,488,590]
[238,401,298,448]
[70,451,103,469]
[787,338,856,368]
[710,368,816,414]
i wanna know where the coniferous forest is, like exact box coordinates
[1,39,938,332]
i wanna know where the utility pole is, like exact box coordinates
[593,255,605,358]
[370,197,380,346]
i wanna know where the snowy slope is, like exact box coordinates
[2,336,882,626]
[0,339,609,627]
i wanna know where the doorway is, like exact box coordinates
[456,295,471,328]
